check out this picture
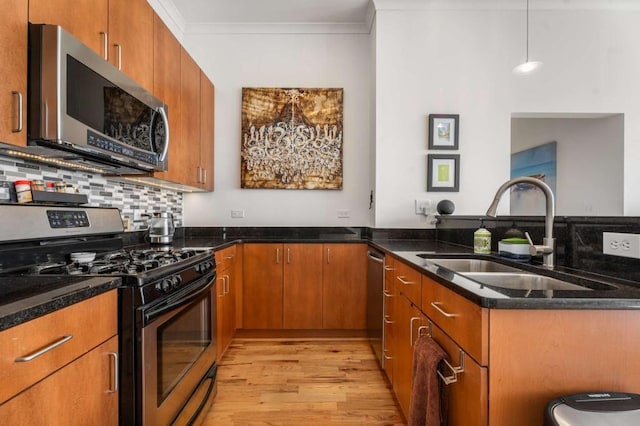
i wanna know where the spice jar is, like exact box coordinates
[46,182,55,192]
[15,180,33,203]
[32,179,45,192]
[0,181,15,202]
[55,181,66,193]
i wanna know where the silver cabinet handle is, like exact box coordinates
[384,265,394,271]
[198,166,202,183]
[15,335,73,362]
[383,350,393,360]
[287,247,291,264]
[224,275,230,295]
[383,315,394,324]
[383,290,394,298]
[218,277,225,297]
[114,43,122,70]
[367,252,384,263]
[326,248,331,264]
[437,350,465,385]
[100,31,108,60]
[396,276,413,286]
[225,255,235,260]
[431,301,457,318]
[11,91,23,132]
[108,352,119,392]
[203,168,207,185]
[276,248,280,264]
[409,316,421,347]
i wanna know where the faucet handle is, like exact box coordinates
[524,231,554,257]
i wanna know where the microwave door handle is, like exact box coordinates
[157,106,170,162]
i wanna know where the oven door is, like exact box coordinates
[141,272,217,425]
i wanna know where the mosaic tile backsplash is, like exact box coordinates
[0,155,183,229]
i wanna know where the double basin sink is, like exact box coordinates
[418,256,617,292]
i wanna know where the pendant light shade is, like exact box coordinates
[513,0,543,75]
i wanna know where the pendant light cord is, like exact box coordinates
[525,0,530,62]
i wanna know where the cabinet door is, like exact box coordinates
[0,336,118,425]
[0,0,27,146]
[29,0,108,58]
[428,320,488,426]
[199,72,215,190]
[392,293,422,418]
[283,243,323,329]
[216,271,228,359]
[179,48,202,187]
[108,0,153,92]
[152,14,181,183]
[322,244,367,329]
[382,255,395,383]
[242,244,284,329]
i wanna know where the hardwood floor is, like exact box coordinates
[202,339,405,425]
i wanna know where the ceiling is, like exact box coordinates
[168,0,372,24]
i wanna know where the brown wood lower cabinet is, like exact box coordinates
[382,255,395,383]
[215,245,237,358]
[0,290,118,422]
[242,243,366,330]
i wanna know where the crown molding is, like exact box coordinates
[372,0,640,11]
[184,22,371,35]
[147,0,187,41]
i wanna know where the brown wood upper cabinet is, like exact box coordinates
[0,0,28,147]
[29,0,153,92]
[215,245,237,358]
[107,0,154,92]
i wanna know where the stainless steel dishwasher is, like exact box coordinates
[366,248,385,368]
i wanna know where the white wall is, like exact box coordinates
[181,32,372,226]
[374,6,640,226]
[511,115,624,216]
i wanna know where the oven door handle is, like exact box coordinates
[143,272,215,324]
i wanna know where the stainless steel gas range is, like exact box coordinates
[0,204,217,425]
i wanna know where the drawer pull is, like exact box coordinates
[418,324,431,338]
[383,290,394,298]
[15,335,73,362]
[437,350,465,385]
[383,350,393,360]
[108,352,119,392]
[396,276,413,286]
[383,265,394,271]
[383,315,395,324]
[431,301,457,318]
[276,248,280,264]
[225,255,235,260]
[12,91,23,132]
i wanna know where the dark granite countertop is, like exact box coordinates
[0,275,120,331]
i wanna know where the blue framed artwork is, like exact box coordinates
[510,141,557,215]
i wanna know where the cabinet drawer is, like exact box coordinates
[393,259,421,305]
[215,245,236,271]
[0,290,117,404]
[422,275,488,365]
[426,319,488,426]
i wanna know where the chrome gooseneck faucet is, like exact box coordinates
[485,176,556,268]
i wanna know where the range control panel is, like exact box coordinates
[47,210,90,228]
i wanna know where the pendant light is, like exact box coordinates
[513,0,543,75]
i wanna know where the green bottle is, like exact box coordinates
[474,220,491,254]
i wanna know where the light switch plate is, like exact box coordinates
[603,232,640,259]
[231,209,245,218]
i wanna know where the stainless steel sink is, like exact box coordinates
[419,257,524,273]
[462,272,592,291]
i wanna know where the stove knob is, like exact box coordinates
[161,279,173,293]
[171,275,182,288]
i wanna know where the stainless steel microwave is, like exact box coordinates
[27,24,169,174]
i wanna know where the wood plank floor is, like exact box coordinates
[202,339,406,425]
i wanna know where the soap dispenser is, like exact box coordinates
[474,220,491,254]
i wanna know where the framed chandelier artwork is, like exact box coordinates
[241,87,344,189]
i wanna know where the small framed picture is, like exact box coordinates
[427,154,460,192]
[428,114,459,149]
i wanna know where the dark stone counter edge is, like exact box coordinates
[175,236,640,310]
[0,277,121,332]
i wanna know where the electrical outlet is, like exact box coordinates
[603,232,640,258]
[337,209,351,218]
[415,199,431,215]
[231,209,245,219]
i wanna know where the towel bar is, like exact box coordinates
[437,350,465,385]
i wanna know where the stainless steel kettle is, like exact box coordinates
[148,212,175,244]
